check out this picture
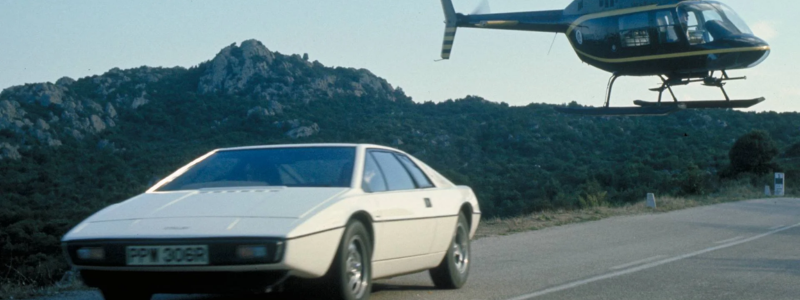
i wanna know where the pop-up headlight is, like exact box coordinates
[236,245,268,259]
[77,247,106,260]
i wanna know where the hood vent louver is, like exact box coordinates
[198,189,275,194]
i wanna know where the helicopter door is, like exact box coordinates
[654,10,682,53]
[655,11,679,44]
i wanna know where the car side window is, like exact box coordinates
[362,152,387,193]
[395,154,434,189]
[370,151,416,191]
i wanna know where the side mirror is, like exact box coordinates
[361,182,373,193]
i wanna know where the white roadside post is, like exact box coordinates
[774,173,785,196]
[765,185,771,196]
[646,193,657,208]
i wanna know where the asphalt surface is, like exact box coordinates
[40,198,800,300]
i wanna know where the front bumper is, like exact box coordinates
[80,269,289,294]
[64,227,344,282]
[64,237,284,267]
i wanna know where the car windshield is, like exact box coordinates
[677,2,752,44]
[156,147,356,191]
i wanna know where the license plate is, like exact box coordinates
[126,245,209,266]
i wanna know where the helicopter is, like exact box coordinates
[438,0,771,116]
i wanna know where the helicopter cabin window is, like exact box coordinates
[599,0,614,7]
[656,11,679,43]
[619,13,650,47]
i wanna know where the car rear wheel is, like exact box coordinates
[100,288,152,300]
[429,212,470,289]
[328,220,372,300]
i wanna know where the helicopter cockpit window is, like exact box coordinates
[680,10,706,45]
[619,13,650,47]
[717,3,752,35]
[656,11,679,43]
[678,2,753,45]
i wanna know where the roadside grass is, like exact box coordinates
[1,271,83,300]
[475,185,778,239]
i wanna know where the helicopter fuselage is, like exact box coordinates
[563,1,769,77]
[454,0,770,78]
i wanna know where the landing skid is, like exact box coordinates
[633,97,765,109]
[556,71,765,116]
[553,106,681,116]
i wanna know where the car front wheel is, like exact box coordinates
[429,212,470,289]
[328,220,372,300]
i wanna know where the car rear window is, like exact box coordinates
[157,147,356,191]
[370,151,416,191]
[396,154,434,188]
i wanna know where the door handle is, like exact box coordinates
[424,198,432,208]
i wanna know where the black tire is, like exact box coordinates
[327,220,373,300]
[100,288,152,300]
[429,213,471,289]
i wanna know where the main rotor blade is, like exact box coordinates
[471,0,491,15]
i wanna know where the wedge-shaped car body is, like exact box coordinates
[62,144,481,300]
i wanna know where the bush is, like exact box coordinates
[677,164,708,195]
[729,130,779,176]
[578,179,608,208]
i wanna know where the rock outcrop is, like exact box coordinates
[56,77,75,87]
[0,76,123,156]
[197,40,400,103]
[286,123,320,139]
[0,142,21,160]
[247,106,274,118]
[1,82,67,106]
[198,40,275,95]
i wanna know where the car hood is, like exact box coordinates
[63,217,299,240]
[89,187,349,221]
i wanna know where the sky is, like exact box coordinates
[0,0,797,112]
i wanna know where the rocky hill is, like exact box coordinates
[0,40,401,160]
[2,39,800,291]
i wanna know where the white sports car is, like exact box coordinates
[62,144,481,300]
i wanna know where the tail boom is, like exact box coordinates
[438,0,567,59]
[458,10,567,33]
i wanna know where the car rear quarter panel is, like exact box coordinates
[461,186,481,238]
[427,186,481,254]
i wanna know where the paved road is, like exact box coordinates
[42,198,800,300]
